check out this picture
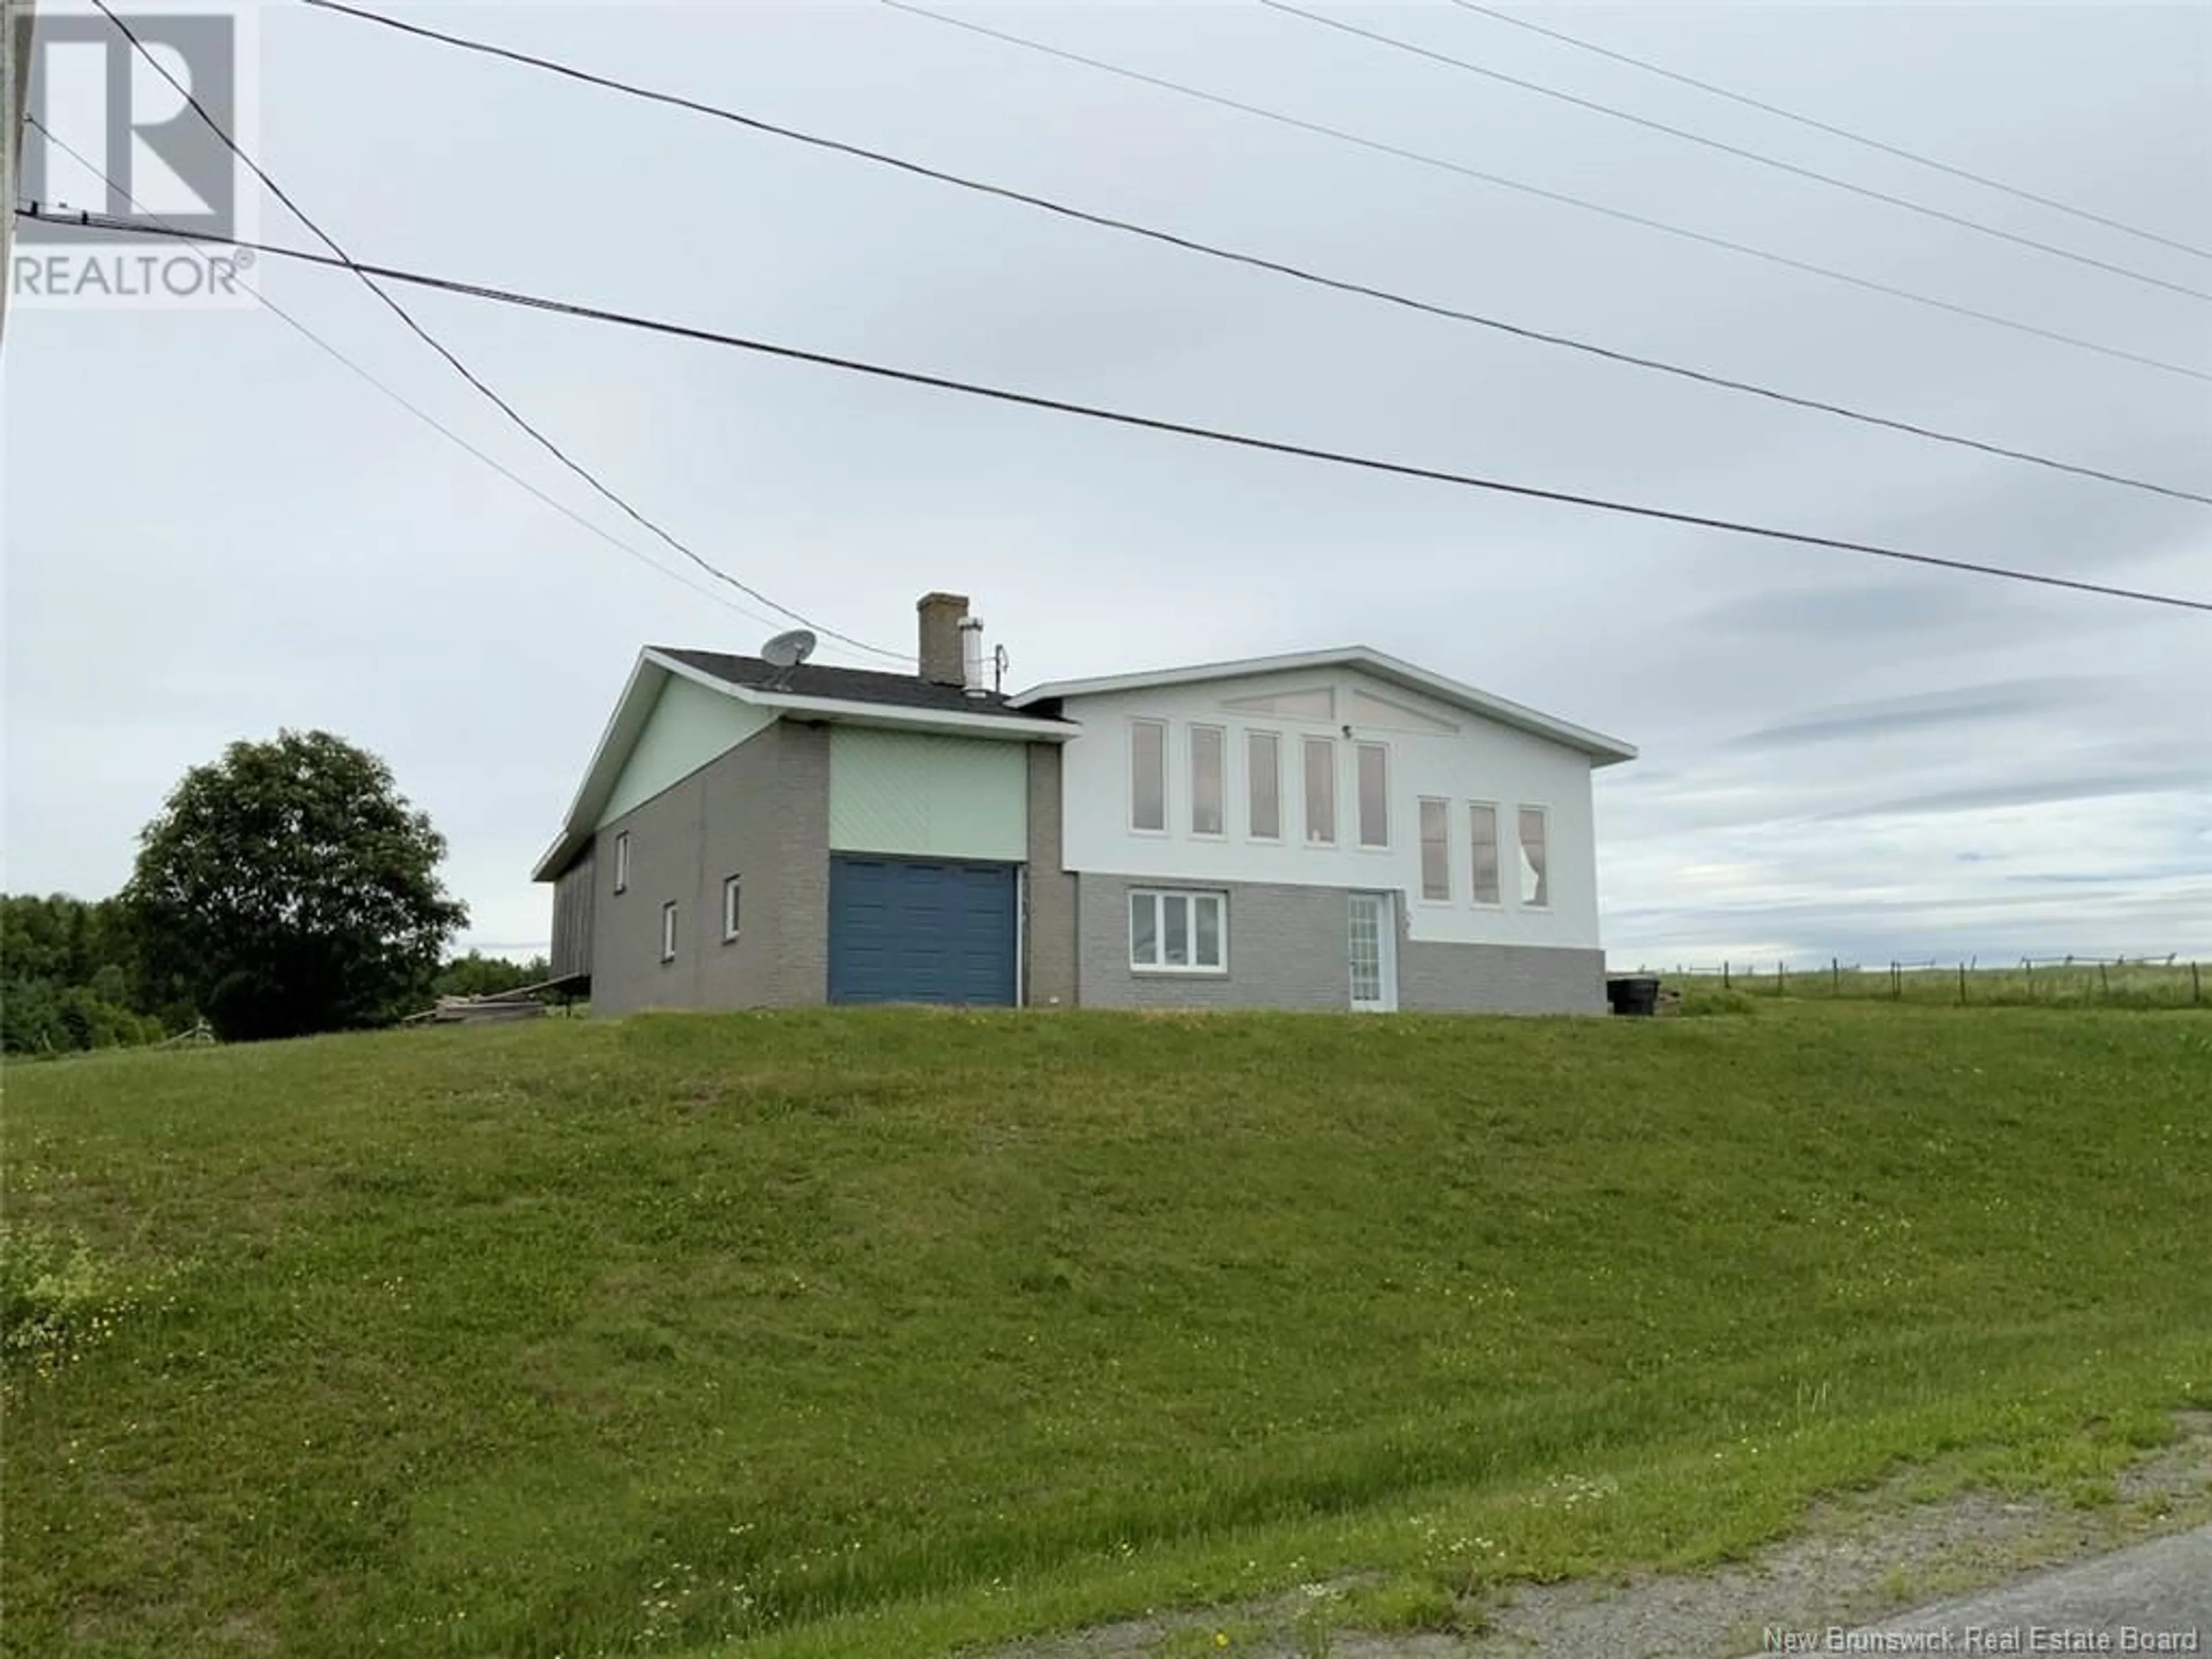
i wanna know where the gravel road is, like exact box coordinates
[1809,1522,2209,1654]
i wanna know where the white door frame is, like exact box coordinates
[1348,890,1399,1013]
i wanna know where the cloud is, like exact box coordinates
[1725,675,2120,749]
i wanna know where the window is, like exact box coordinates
[1190,724,1225,837]
[1468,802,1501,906]
[1302,736,1336,844]
[1518,806,1550,908]
[1128,889,1228,972]
[722,874,742,943]
[1130,719,1166,832]
[1247,730,1281,840]
[1356,743,1389,848]
[660,900,679,963]
[1419,798,1450,900]
[613,831,631,893]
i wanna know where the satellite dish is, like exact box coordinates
[761,628,817,669]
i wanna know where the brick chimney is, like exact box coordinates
[917,592,969,686]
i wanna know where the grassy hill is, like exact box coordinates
[6,1005,2210,1657]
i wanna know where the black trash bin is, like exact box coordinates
[1606,975,1660,1017]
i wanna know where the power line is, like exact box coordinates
[19,113,791,631]
[878,1,2212,388]
[292,0,2211,510]
[24,207,2212,619]
[1262,1,2212,306]
[82,0,908,663]
[1449,1,2212,265]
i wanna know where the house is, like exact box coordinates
[535,593,1635,1016]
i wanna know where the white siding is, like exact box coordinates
[1054,669,1608,950]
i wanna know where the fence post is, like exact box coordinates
[1723,960,1730,989]
[1959,962,1967,1005]
[2100,961,2110,996]
[1832,956,1840,995]
[2025,958,2034,999]
[2194,961,2203,1005]
[1777,960,1786,996]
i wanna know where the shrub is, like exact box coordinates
[0,1222,144,1366]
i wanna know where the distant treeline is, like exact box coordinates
[2,893,547,1056]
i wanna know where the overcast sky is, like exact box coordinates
[6,1,2209,969]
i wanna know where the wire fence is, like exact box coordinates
[1632,953,2206,1008]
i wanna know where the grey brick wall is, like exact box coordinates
[1024,743,1078,1007]
[589,720,831,1014]
[1075,874,1350,1010]
[1399,938,1607,1015]
[1074,874,1608,1015]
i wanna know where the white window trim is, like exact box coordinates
[1301,734,1338,849]
[1518,804,1552,911]
[1416,796,1452,904]
[1128,888,1229,975]
[660,900,679,963]
[1354,740,1392,853]
[1128,717,1169,837]
[722,874,741,944]
[1467,799,1504,910]
[1188,722,1228,840]
[612,830,631,894]
[1245,728,1283,843]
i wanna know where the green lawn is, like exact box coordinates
[6,1004,2210,1657]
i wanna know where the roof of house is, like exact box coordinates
[1008,645,1638,765]
[531,647,1073,881]
[653,648,1041,721]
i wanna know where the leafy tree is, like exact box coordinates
[433,951,552,1000]
[123,730,468,1042]
[1,895,160,1055]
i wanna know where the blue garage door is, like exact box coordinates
[828,856,1018,1006]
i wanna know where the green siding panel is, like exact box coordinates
[597,675,774,828]
[829,728,1028,861]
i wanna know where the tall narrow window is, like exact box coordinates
[1247,730,1281,840]
[1190,724,1225,836]
[722,874,742,943]
[1130,719,1166,832]
[1302,736,1336,844]
[613,831,631,894]
[660,900,679,963]
[1518,806,1550,908]
[1356,743,1389,848]
[1419,798,1450,900]
[1469,803,1501,905]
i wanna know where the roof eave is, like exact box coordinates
[740,689,1074,739]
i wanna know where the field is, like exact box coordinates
[6,1002,2211,1657]
[1656,958,2205,1010]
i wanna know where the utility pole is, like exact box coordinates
[1,0,33,347]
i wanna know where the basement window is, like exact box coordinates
[660,901,679,963]
[1130,889,1227,974]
